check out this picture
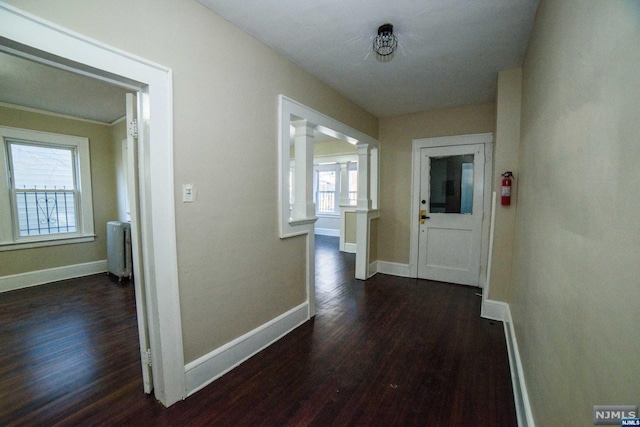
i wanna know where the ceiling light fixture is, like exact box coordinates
[373,23,398,58]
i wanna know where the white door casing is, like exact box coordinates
[278,95,380,300]
[0,3,185,406]
[410,133,493,287]
[417,144,484,286]
[126,93,153,394]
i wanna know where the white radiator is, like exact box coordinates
[106,220,132,281]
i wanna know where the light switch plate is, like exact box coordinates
[182,183,194,202]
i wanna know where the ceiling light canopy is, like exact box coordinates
[373,23,398,58]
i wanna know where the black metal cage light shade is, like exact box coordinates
[373,23,398,57]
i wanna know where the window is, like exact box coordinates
[0,126,95,250]
[429,154,474,214]
[348,161,358,205]
[314,164,340,215]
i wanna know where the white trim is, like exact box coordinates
[376,261,412,278]
[0,235,95,251]
[480,299,535,426]
[343,242,357,253]
[313,153,358,165]
[339,205,357,252]
[185,302,309,396]
[0,2,185,406]
[480,298,510,322]
[0,126,95,247]
[314,163,343,216]
[110,115,126,126]
[278,95,379,315]
[355,208,378,280]
[315,228,340,237]
[409,133,493,284]
[482,192,498,309]
[368,260,377,279]
[0,260,106,293]
[278,95,378,239]
[482,190,534,425]
[0,101,113,126]
[480,297,536,426]
[501,306,536,427]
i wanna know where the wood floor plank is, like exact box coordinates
[0,235,516,426]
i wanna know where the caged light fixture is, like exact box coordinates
[373,23,398,57]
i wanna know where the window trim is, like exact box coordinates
[347,161,358,206]
[313,163,341,216]
[0,126,95,251]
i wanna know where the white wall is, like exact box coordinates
[512,1,640,424]
[3,0,378,365]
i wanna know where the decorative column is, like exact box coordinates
[355,143,372,280]
[339,162,350,206]
[357,143,372,211]
[291,120,316,221]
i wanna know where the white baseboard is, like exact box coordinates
[0,260,107,293]
[480,298,510,322]
[368,261,377,278]
[315,228,340,237]
[342,242,356,253]
[483,300,535,427]
[376,261,412,278]
[185,302,309,396]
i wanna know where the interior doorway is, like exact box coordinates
[0,50,153,393]
[1,3,184,406]
[278,95,379,319]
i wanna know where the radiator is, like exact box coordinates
[106,220,132,281]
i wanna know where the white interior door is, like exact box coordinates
[417,144,484,286]
[126,93,153,393]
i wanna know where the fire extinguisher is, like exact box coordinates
[501,171,514,206]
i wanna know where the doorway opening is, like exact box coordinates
[278,96,379,319]
[1,3,184,406]
[0,50,153,394]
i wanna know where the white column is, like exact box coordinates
[291,120,316,220]
[338,162,350,253]
[355,143,372,280]
[356,143,372,211]
[339,162,350,206]
[369,147,379,210]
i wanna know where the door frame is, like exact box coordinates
[0,3,185,406]
[409,133,493,286]
[278,95,379,317]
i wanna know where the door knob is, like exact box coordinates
[419,210,430,224]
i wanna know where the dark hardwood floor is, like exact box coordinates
[0,235,516,426]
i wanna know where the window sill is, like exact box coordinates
[288,217,318,227]
[0,235,96,252]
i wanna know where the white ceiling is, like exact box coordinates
[0,1,539,123]
[198,0,539,117]
[0,51,128,124]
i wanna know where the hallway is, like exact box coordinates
[0,235,516,425]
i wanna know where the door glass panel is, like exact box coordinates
[429,154,474,214]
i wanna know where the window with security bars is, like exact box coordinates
[1,126,95,250]
[348,162,358,205]
[9,142,79,236]
[316,168,337,214]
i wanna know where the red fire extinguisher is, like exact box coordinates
[501,171,513,206]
